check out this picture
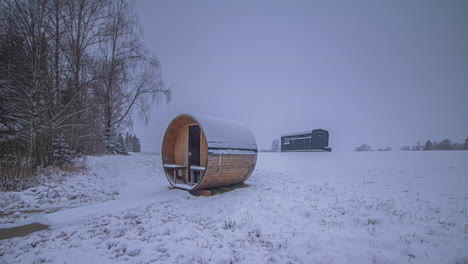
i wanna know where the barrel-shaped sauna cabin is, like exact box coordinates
[161,114,257,191]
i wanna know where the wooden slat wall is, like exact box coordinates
[196,154,220,189]
[196,154,256,190]
[162,116,187,182]
[161,115,209,184]
[174,124,187,166]
[200,130,208,167]
[161,126,175,164]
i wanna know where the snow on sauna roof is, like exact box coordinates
[188,113,257,155]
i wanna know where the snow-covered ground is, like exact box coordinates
[0,151,467,263]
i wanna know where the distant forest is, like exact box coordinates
[356,137,468,152]
[400,138,468,151]
[0,0,169,190]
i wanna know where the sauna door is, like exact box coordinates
[188,125,200,166]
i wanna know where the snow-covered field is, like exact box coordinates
[0,151,467,263]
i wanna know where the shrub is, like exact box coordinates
[355,144,373,152]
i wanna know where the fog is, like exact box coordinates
[133,0,468,152]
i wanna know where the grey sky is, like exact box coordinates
[133,0,468,152]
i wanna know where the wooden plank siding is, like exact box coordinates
[195,154,256,190]
[200,129,208,168]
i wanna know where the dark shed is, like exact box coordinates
[281,129,331,152]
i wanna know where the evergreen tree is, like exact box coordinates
[124,132,132,152]
[424,140,433,150]
[464,137,468,150]
[115,134,128,155]
[133,135,141,152]
[105,130,127,155]
[122,133,141,152]
[438,139,452,150]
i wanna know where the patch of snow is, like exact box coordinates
[172,183,194,191]
[163,164,186,168]
[281,130,313,137]
[208,149,257,155]
[189,166,205,171]
[1,151,467,263]
[0,153,170,225]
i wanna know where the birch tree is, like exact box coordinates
[97,0,169,153]
[0,0,51,168]
[58,0,105,152]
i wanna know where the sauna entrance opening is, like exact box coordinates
[188,124,201,184]
[189,125,201,166]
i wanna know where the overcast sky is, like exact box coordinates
[133,0,468,152]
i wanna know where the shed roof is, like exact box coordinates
[188,114,257,155]
[281,129,328,138]
[281,130,313,137]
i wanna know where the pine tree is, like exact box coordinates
[424,140,432,150]
[105,130,128,155]
[121,133,141,153]
[133,135,141,152]
[124,132,132,152]
[115,133,128,155]
[438,139,452,150]
[464,137,468,150]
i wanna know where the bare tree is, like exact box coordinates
[271,139,279,152]
[377,147,391,151]
[96,0,169,153]
[355,144,372,152]
[58,0,106,152]
[0,0,52,168]
[437,139,453,150]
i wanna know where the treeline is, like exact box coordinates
[0,0,169,189]
[355,137,468,152]
[401,138,468,151]
[102,132,142,155]
[355,144,392,152]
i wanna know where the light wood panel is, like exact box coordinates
[200,129,207,167]
[195,154,256,190]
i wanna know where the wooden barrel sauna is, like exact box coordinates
[161,114,257,191]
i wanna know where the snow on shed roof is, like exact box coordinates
[188,114,257,154]
[281,129,328,137]
[281,130,313,137]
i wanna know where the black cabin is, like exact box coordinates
[281,129,331,152]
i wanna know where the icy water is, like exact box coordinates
[0,223,48,240]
